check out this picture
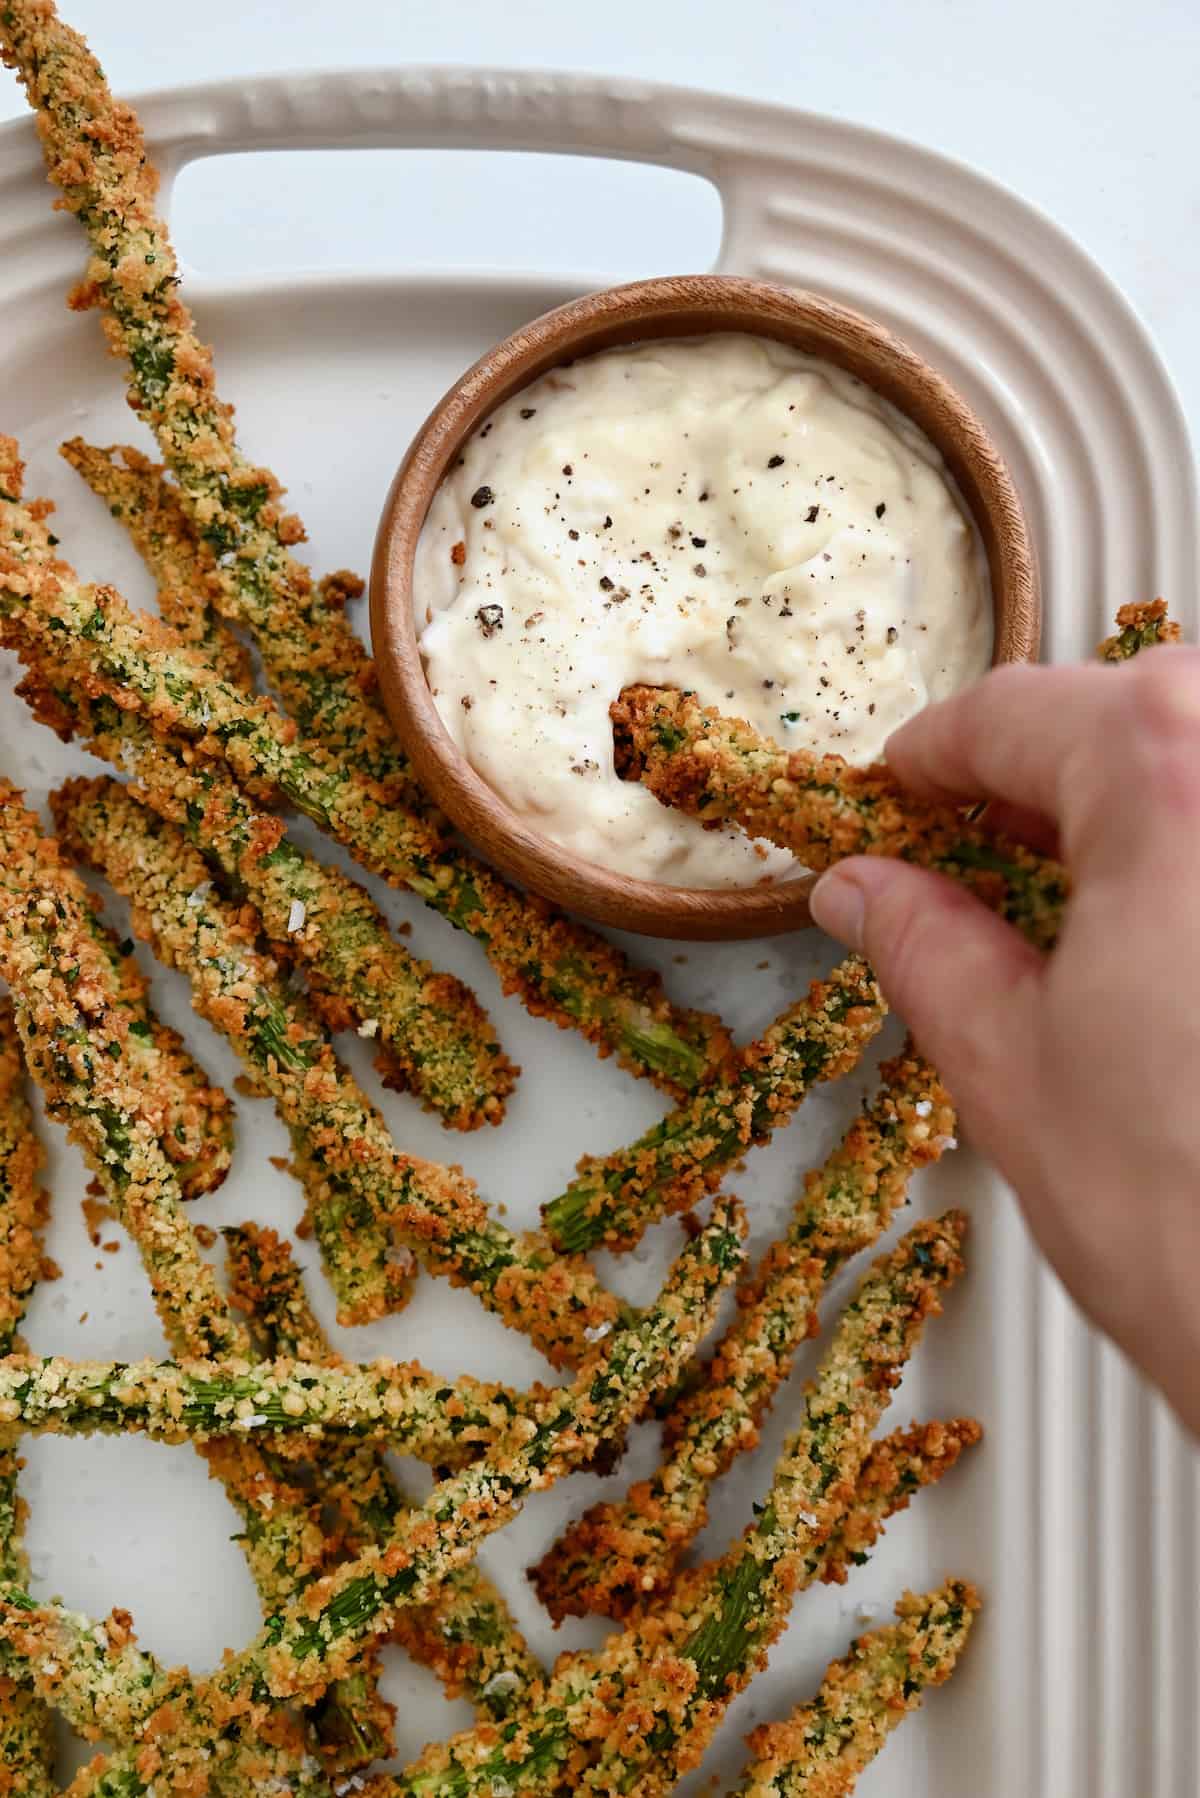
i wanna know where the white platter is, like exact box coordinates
[0,67,1197,1797]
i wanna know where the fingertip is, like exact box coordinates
[812,856,1043,1108]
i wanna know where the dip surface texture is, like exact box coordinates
[413,334,992,887]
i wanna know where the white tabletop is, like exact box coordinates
[2,0,1197,465]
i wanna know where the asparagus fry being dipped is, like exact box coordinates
[731,1580,980,1797]
[0,446,727,1100]
[14,1202,744,1798]
[0,1001,56,1798]
[225,1224,544,1738]
[543,957,885,1256]
[612,684,1070,949]
[393,1213,966,1798]
[61,437,256,691]
[534,1047,956,1618]
[52,774,627,1359]
[0,1352,545,1463]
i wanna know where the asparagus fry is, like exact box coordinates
[82,903,234,1200]
[816,1417,982,1585]
[0,783,243,1357]
[393,1213,965,1798]
[0,1000,56,1798]
[534,1048,955,1618]
[1098,597,1182,661]
[225,1224,544,1732]
[0,1352,545,1463]
[0,443,727,1102]
[22,1202,744,1798]
[53,774,627,1360]
[544,957,885,1256]
[731,1580,980,1797]
[61,437,256,691]
[612,684,1070,950]
[0,1592,176,1746]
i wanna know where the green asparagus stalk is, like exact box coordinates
[730,1579,980,1797]
[15,1202,744,1798]
[612,684,1071,950]
[391,1213,966,1798]
[814,1416,982,1584]
[0,1352,544,1462]
[52,774,628,1361]
[61,436,256,690]
[1098,597,1182,662]
[0,439,728,1103]
[544,957,885,1256]
[0,999,56,1798]
[224,1224,544,1732]
[534,1047,956,1618]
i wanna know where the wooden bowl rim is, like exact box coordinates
[370,274,1040,942]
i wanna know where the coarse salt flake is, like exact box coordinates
[186,882,212,908]
[914,1099,933,1117]
[357,1017,380,1038]
[583,1320,613,1343]
[287,899,307,933]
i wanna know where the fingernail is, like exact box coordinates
[809,867,866,949]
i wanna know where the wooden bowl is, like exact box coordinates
[371,275,1039,941]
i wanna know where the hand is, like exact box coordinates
[809,648,1200,1434]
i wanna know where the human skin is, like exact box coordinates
[809,649,1200,1436]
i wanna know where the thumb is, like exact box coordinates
[809,857,1044,1133]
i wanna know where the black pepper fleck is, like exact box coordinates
[568,529,579,541]
[475,604,504,637]
[767,455,785,469]
[599,576,614,592]
[691,535,707,549]
[876,502,887,518]
[470,485,494,510]
[805,505,820,524]
[693,563,707,577]
[562,464,573,476]
[887,625,899,644]
[519,407,537,419]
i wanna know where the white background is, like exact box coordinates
[2,0,1197,444]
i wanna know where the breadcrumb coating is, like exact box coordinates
[1098,598,1182,662]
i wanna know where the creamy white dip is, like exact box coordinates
[413,333,991,887]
